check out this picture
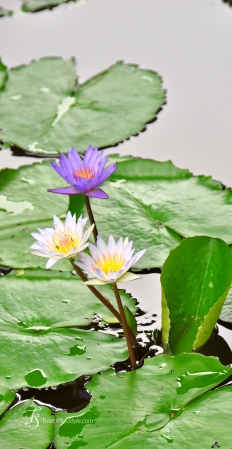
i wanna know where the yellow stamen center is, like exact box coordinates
[73,167,95,180]
[96,254,124,275]
[53,234,78,254]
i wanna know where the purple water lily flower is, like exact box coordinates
[48,145,117,199]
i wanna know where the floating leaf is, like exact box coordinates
[0,270,130,389]
[2,156,232,270]
[22,0,80,12]
[53,353,232,449]
[0,325,128,389]
[0,386,15,416]
[0,399,53,449]
[0,268,136,327]
[0,57,165,154]
[161,236,232,354]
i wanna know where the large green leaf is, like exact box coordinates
[0,386,15,416]
[2,156,232,270]
[0,57,164,155]
[22,0,79,12]
[0,270,130,389]
[0,268,136,326]
[0,399,53,449]
[53,353,232,449]
[161,236,232,354]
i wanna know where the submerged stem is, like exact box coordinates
[84,196,98,243]
[112,282,137,369]
[71,261,137,347]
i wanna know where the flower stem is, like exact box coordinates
[84,196,98,243]
[71,260,138,347]
[112,282,137,369]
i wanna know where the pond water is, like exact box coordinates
[1,0,232,426]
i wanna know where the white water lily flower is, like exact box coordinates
[75,235,146,285]
[30,212,94,269]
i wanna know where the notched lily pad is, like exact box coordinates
[0,326,128,389]
[0,57,165,155]
[53,353,232,449]
[0,269,130,389]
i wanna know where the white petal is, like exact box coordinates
[31,232,46,242]
[74,242,89,253]
[123,237,129,248]
[81,224,94,245]
[30,243,42,250]
[89,242,103,260]
[123,241,134,259]
[95,268,109,281]
[108,235,116,254]
[30,250,45,257]
[129,249,146,267]
[108,268,124,281]
[46,257,59,269]
[64,211,74,232]
[74,261,92,274]
[79,252,94,266]
[116,236,123,253]
[53,215,64,231]
[96,235,107,253]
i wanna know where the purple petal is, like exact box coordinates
[85,189,108,199]
[59,154,72,174]
[71,178,90,193]
[99,163,117,182]
[96,155,109,174]
[69,147,82,168]
[88,147,99,167]
[48,186,80,195]
[50,162,67,182]
[84,145,94,165]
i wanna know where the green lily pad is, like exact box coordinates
[161,236,232,354]
[53,353,232,449]
[0,268,136,327]
[0,324,128,389]
[2,156,232,270]
[0,399,53,449]
[0,57,165,155]
[22,0,79,12]
[0,270,130,389]
[0,386,15,416]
